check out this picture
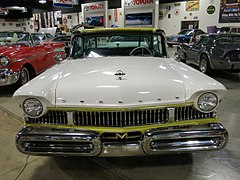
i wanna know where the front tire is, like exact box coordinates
[199,55,212,75]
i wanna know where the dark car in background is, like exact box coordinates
[166,29,205,47]
[175,33,240,74]
[52,35,71,57]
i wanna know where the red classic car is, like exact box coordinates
[0,32,65,86]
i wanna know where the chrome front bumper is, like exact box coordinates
[0,68,20,86]
[16,123,228,157]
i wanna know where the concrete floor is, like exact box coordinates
[0,48,240,180]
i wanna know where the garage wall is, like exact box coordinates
[107,8,124,28]
[0,18,34,32]
[62,13,79,29]
[0,19,22,31]
[159,0,240,36]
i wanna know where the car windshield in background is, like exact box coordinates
[53,36,71,42]
[218,27,230,33]
[216,35,240,45]
[179,30,191,35]
[71,34,166,59]
[31,33,44,41]
[0,32,27,45]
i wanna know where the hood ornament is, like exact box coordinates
[114,70,126,80]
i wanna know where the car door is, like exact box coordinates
[39,41,58,71]
[188,36,210,64]
[32,39,49,73]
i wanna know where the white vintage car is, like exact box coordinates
[14,28,228,157]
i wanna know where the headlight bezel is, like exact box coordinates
[0,56,11,66]
[195,92,219,113]
[22,98,46,118]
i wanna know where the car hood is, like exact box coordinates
[0,45,24,57]
[14,56,226,108]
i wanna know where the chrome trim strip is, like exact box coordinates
[14,48,65,63]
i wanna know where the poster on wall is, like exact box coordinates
[85,16,104,26]
[219,0,240,23]
[125,12,152,27]
[53,0,73,8]
[186,0,200,11]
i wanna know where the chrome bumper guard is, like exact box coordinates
[0,68,20,86]
[16,123,228,157]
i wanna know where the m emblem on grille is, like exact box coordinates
[116,133,128,139]
[101,131,142,141]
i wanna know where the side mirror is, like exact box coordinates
[55,54,63,64]
[174,52,180,61]
[35,40,41,46]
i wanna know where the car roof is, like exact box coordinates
[204,33,240,38]
[220,26,240,28]
[74,28,165,35]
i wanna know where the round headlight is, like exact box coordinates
[22,98,43,118]
[197,92,218,112]
[0,56,10,66]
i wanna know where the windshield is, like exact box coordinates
[31,33,45,41]
[71,33,167,59]
[179,29,192,35]
[216,35,240,45]
[219,27,230,33]
[0,32,27,45]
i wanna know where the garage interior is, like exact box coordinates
[1,0,240,180]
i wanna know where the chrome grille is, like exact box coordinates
[73,106,215,127]
[26,110,68,125]
[175,106,214,121]
[73,109,168,127]
[26,106,215,127]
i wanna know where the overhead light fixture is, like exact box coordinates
[39,0,47,4]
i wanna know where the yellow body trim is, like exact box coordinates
[48,102,193,111]
[25,118,218,134]
[82,27,154,32]
[79,28,162,34]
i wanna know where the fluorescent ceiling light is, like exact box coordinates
[39,0,47,4]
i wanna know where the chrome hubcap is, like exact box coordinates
[200,59,207,73]
[20,68,29,85]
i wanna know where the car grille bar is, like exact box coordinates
[174,106,214,121]
[26,110,68,125]
[25,106,215,127]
